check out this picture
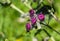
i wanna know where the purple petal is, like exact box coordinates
[26,23,31,32]
[29,9,34,17]
[38,13,45,21]
[31,17,37,25]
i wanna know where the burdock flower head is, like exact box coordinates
[38,13,45,21]
[29,9,35,17]
[31,17,37,25]
[26,23,31,32]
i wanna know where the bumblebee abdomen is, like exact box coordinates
[36,5,52,14]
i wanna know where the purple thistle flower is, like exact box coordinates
[29,9,35,17]
[31,17,37,25]
[38,13,45,21]
[26,23,31,32]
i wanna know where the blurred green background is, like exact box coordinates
[0,0,60,41]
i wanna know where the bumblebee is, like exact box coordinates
[36,5,55,14]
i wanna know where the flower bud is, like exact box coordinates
[31,17,37,25]
[29,9,35,17]
[26,23,31,32]
[38,13,45,21]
